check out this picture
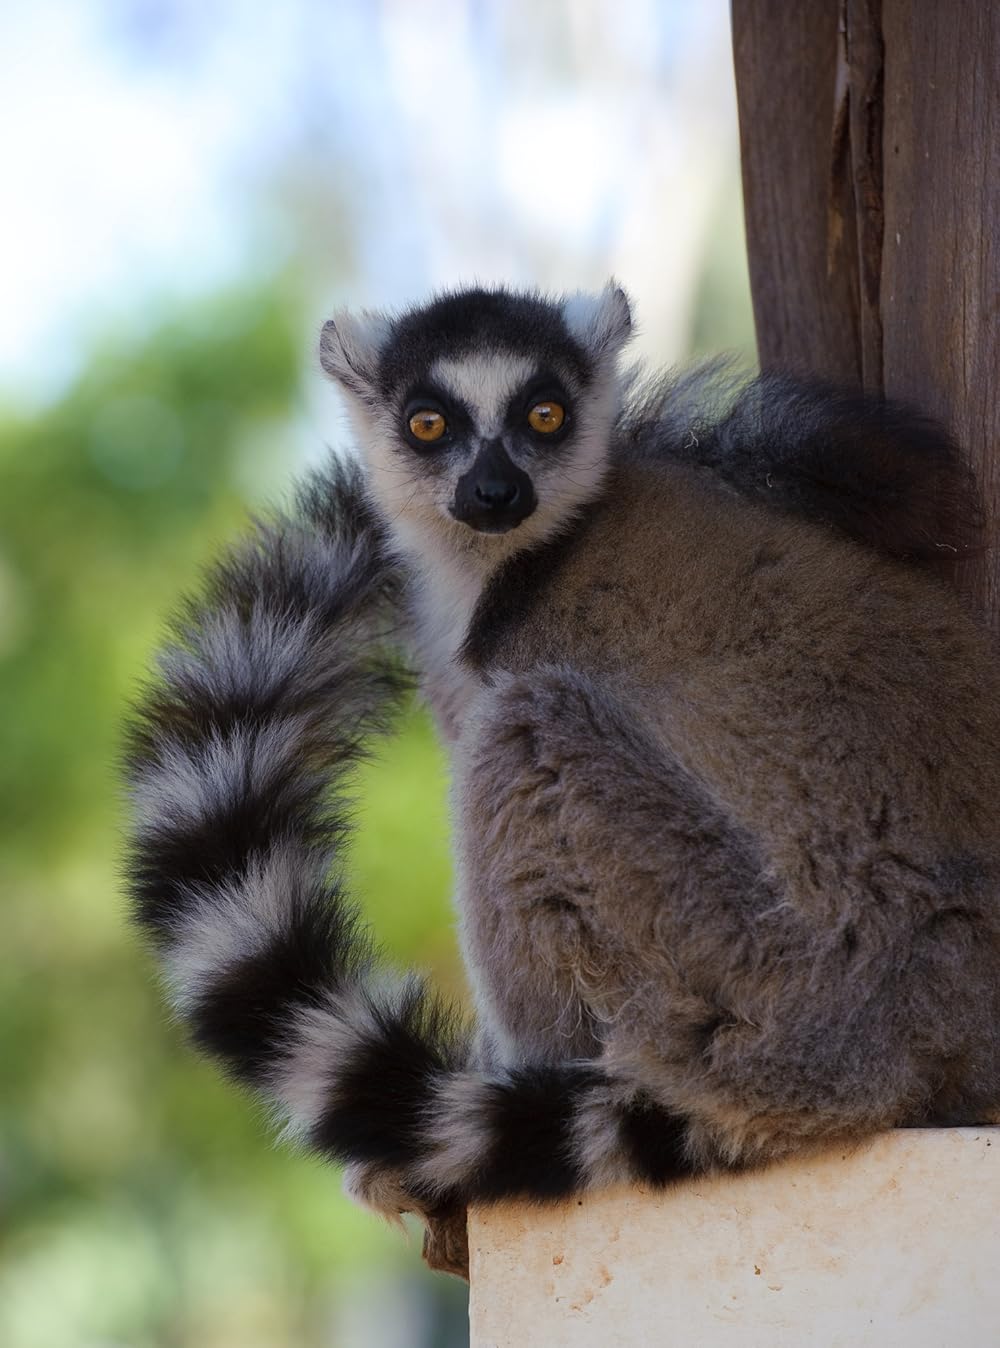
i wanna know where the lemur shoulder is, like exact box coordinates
[127,283,1000,1281]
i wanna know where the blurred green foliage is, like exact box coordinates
[0,285,467,1347]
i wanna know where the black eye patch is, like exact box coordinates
[506,372,574,446]
[399,386,474,453]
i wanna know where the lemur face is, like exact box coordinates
[320,284,632,556]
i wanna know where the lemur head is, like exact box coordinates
[320,284,632,562]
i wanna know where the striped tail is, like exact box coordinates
[126,457,694,1219]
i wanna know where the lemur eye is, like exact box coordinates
[408,410,447,443]
[527,401,565,434]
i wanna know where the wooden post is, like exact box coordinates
[732,0,1000,624]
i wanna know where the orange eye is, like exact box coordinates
[408,410,447,443]
[527,401,565,434]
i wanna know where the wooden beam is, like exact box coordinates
[732,0,863,383]
[879,0,1000,614]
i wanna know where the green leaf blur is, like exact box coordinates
[0,282,468,1347]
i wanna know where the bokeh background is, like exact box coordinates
[0,3,754,1344]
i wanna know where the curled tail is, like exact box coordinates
[625,365,985,563]
[126,458,692,1213]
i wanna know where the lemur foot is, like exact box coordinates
[421,1204,470,1282]
[344,1163,470,1280]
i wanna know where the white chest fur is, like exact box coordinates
[405,546,488,745]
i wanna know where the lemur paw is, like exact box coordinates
[421,1204,470,1282]
[343,1163,470,1281]
[342,1161,423,1223]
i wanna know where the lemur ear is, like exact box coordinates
[319,310,391,397]
[561,281,633,362]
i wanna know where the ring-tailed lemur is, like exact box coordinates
[127,283,1000,1276]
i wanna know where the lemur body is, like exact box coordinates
[128,284,1000,1275]
[455,457,1000,1140]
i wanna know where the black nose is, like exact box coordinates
[452,440,536,533]
[474,479,520,510]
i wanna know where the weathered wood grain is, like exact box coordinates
[732,0,863,385]
[733,0,1000,623]
[879,0,1000,617]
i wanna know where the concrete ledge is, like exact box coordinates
[468,1128,1000,1346]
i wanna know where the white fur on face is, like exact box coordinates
[431,352,537,437]
[341,344,622,565]
[335,340,625,704]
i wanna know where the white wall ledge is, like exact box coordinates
[468,1127,1000,1347]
